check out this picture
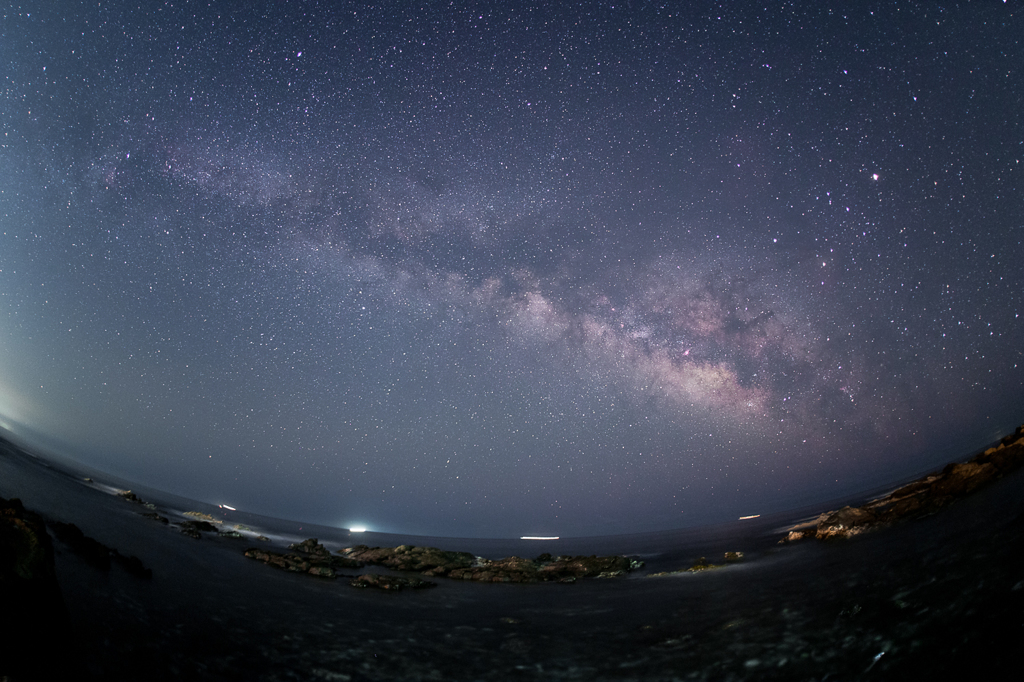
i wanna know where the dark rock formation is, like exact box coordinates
[1,497,74,679]
[786,424,1024,541]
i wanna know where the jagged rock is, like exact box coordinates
[349,573,435,590]
[141,512,169,524]
[220,530,244,539]
[289,538,332,557]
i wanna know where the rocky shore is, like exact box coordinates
[5,426,1024,680]
[244,538,645,589]
[785,424,1024,542]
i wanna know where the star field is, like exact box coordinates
[1,1,1022,537]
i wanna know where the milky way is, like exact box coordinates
[1,2,1022,536]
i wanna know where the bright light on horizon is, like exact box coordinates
[349,526,367,533]
[521,536,559,540]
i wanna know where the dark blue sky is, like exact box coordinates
[2,1,1022,537]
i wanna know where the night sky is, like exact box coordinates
[1,1,1022,538]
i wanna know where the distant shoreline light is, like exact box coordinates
[219,504,236,511]
[349,526,367,533]
[738,514,760,520]
[520,536,559,540]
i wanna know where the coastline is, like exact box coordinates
[4,428,1024,680]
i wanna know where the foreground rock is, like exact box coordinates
[787,424,1024,541]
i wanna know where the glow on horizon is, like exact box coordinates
[349,526,367,533]
[521,536,559,540]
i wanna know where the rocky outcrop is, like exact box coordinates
[338,544,476,575]
[245,539,644,587]
[244,538,364,579]
[338,544,644,583]
[786,424,1024,541]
